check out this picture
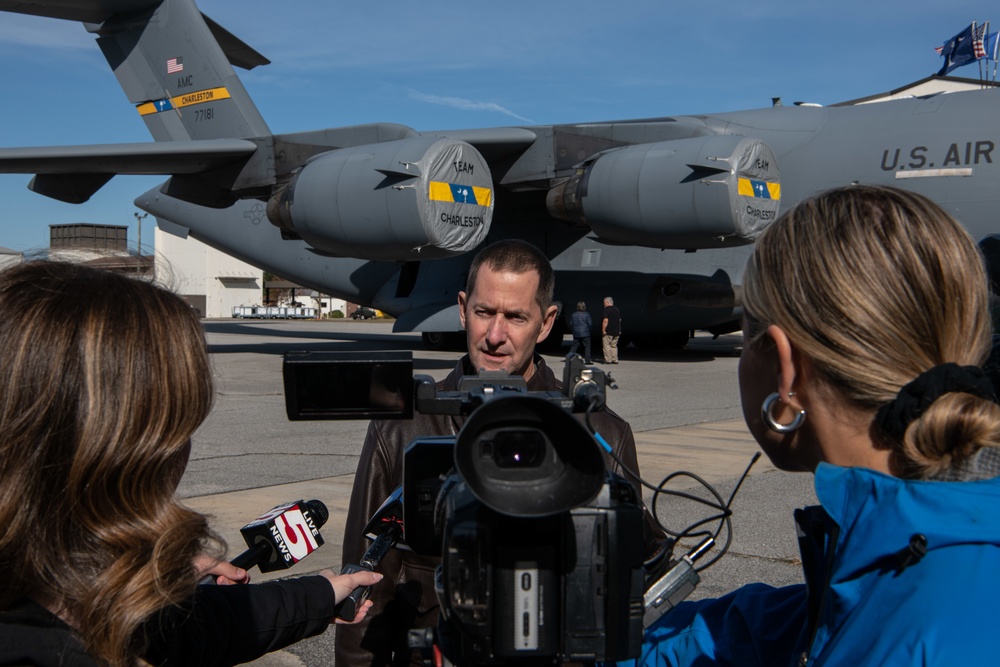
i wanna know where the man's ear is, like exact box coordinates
[457,291,468,330]
[536,305,559,343]
[767,324,805,410]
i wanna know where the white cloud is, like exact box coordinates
[407,89,533,124]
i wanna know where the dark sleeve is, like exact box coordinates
[143,576,335,667]
[336,420,401,667]
[338,413,455,666]
[341,421,398,574]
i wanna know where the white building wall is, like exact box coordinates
[0,247,21,271]
[154,227,263,318]
[305,293,347,318]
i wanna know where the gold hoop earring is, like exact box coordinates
[762,392,806,433]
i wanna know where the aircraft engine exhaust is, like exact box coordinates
[267,137,493,261]
[546,135,780,249]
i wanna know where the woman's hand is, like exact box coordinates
[193,554,250,585]
[320,568,383,624]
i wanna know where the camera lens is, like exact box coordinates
[488,430,546,468]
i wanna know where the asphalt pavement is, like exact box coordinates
[182,320,816,666]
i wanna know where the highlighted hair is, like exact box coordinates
[0,261,220,665]
[743,185,998,478]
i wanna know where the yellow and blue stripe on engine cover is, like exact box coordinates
[428,181,493,207]
[738,178,781,200]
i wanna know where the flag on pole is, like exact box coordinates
[974,23,988,58]
[937,23,978,75]
[987,31,1000,60]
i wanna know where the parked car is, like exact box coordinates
[351,306,378,320]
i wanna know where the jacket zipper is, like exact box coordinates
[797,509,840,667]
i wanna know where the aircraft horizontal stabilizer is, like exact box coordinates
[201,13,270,70]
[0,0,161,23]
[0,2,268,70]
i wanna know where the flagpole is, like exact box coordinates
[978,21,985,82]
[990,21,998,83]
[985,21,991,84]
[976,22,986,83]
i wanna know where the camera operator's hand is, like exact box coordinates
[194,555,251,585]
[321,568,383,624]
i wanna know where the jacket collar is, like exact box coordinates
[813,462,1000,580]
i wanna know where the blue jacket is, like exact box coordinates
[624,463,1000,666]
[570,310,593,338]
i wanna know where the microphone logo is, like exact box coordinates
[272,505,321,563]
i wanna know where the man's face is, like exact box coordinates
[459,265,558,379]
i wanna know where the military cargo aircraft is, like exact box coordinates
[1,0,998,351]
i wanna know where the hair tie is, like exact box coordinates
[875,363,996,441]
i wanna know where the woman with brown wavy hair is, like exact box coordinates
[625,186,1000,666]
[0,261,380,666]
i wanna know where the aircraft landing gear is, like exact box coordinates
[628,331,690,352]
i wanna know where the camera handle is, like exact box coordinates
[336,522,402,621]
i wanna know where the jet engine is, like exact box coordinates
[546,135,780,249]
[267,137,493,261]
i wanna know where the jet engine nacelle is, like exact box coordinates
[267,137,494,260]
[546,135,780,249]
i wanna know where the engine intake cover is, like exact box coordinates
[268,137,493,260]
[547,135,780,249]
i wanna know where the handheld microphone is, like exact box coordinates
[200,499,328,584]
[337,489,403,621]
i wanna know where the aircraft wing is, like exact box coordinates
[421,128,538,162]
[0,139,257,203]
[0,139,257,174]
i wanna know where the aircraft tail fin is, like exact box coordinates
[90,0,271,142]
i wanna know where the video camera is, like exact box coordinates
[283,351,645,665]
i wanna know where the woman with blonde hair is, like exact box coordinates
[627,185,1000,666]
[0,261,380,666]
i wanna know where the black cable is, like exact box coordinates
[585,396,761,573]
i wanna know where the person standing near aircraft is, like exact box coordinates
[569,300,594,363]
[621,186,1000,666]
[337,239,662,667]
[602,296,622,363]
[0,261,380,667]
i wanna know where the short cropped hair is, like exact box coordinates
[465,239,554,314]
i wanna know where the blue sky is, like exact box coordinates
[0,0,993,252]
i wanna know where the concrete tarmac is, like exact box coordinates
[183,320,816,665]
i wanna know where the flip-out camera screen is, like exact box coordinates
[283,351,414,420]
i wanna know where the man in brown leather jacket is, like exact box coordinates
[336,240,662,667]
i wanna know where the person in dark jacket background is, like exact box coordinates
[569,300,593,362]
[602,296,622,363]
